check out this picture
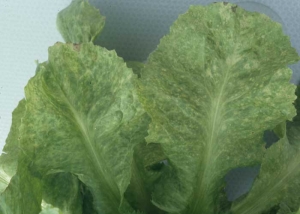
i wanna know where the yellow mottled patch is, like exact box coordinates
[262,88,272,96]
[218,4,233,22]
[226,54,241,66]
[206,69,213,78]
[244,64,250,69]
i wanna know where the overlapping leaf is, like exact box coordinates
[124,142,167,214]
[0,99,25,194]
[230,86,300,214]
[0,140,42,214]
[0,98,43,214]
[41,172,82,214]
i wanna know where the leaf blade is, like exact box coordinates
[138,3,299,213]
[57,0,105,43]
[21,42,147,213]
[231,86,300,214]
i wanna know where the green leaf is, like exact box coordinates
[0,98,43,214]
[119,209,146,214]
[125,142,167,214]
[0,144,42,214]
[20,42,147,213]
[0,99,25,193]
[126,61,145,78]
[81,184,98,214]
[231,123,300,214]
[137,2,299,214]
[231,87,300,214]
[39,201,63,214]
[293,86,300,123]
[276,202,294,214]
[57,0,105,43]
[41,172,82,214]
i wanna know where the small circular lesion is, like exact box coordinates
[73,43,81,52]
[213,2,229,5]
[231,5,238,12]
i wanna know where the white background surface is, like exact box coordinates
[0,0,71,151]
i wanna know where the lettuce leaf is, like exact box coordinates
[137,2,299,214]
[230,86,300,214]
[126,62,145,78]
[1,1,149,213]
[124,142,167,214]
[1,1,300,213]
[0,98,43,214]
[0,142,42,214]
[57,0,105,43]
[0,99,25,194]
[16,42,147,213]
[39,200,64,214]
[231,124,300,214]
[41,172,83,214]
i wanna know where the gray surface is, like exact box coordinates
[0,0,299,205]
[91,0,300,84]
[225,130,280,201]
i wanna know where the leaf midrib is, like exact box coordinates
[49,71,121,208]
[191,63,231,213]
[63,93,119,197]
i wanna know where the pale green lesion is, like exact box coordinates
[40,200,64,214]
[0,167,11,192]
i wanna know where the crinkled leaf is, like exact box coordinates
[57,0,105,43]
[137,2,299,214]
[20,42,147,213]
[231,89,300,214]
